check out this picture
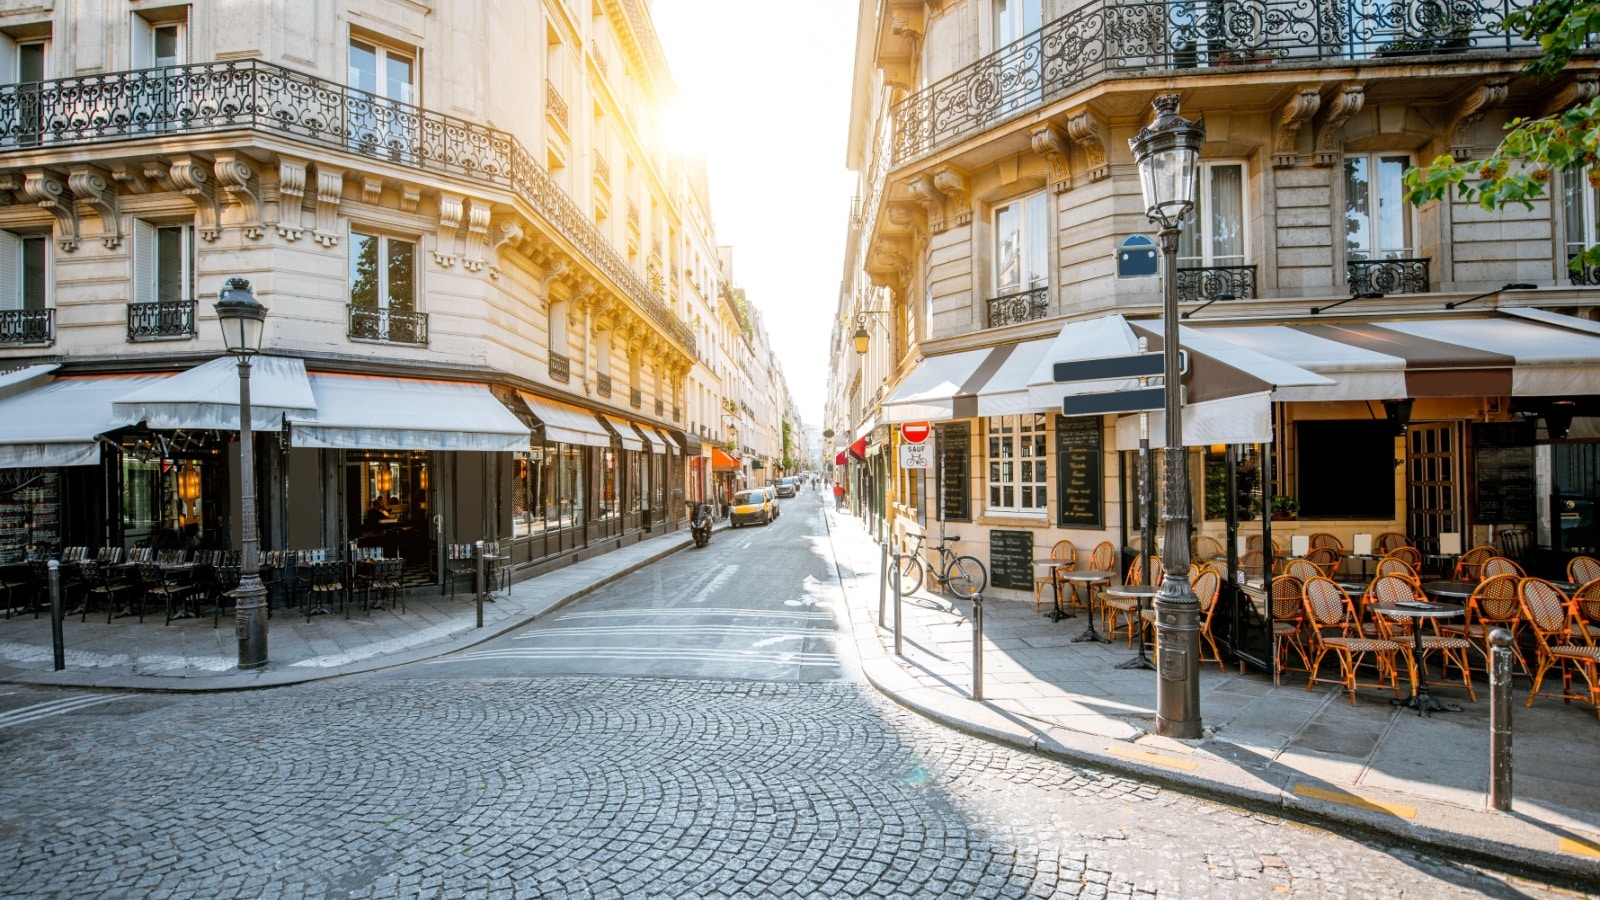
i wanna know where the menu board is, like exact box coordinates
[937,422,970,522]
[1473,422,1535,524]
[1055,415,1103,528]
[989,529,1035,591]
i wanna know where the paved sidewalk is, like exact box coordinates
[821,505,1600,886]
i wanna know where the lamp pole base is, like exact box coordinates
[235,575,269,670]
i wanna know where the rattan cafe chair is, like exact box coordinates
[1450,573,1527,675]
[1270,575,1309,685]
[1568,556,1600,587]
[1367,574,1475,702]
[1480,556,1525,579]
[1300,576,1406,705]
[1035,539,1077,614]
[1518,578,1600,722]
[1454,545,1497,582]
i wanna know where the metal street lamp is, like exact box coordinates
[214,276,270,670]
[1129,93,1206,740]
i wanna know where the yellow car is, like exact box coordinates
[729,488,772,527]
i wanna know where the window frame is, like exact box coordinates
[0,230,48,312]
[985,413,1049,517]
[1343,152,1416,261]
[1177,160,1249,268]
[1561,165,1599,270]
[132,220,195,306]
[992,190,1049,297]
[348,228,417,313]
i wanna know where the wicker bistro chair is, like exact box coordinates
[1497,526,1533,565]
[1089,540,1116,573]
[1568,556,1600,586]
[1104,553,1159,644]
[1192,535,1225,565]
[1193,567,1224,671]
[1385,545,1423,573]
[1376,532,1411,554]
[1239,549,1271,584]
[1309,533,1344,553]
[1572,578,1600,644]
[1245,534,1280,556]
[1367,575,1476,702]
[1518,578,1600,722]
[1034,539,1078,614]
[1300,576,1407,705]
[1454,545,1497,582]
[1448,573,1528,675]
[1375,557,1420,582]
[1271,575,1309,685]
[1304,546,1342,577]
[1284,558,1323,582]
[1480,556,1525,579]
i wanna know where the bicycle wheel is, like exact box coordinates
[945,555,988,598]
[894,554,924,595]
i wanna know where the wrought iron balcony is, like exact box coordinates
[596,372,612,398]
[0,307,52,346]
[986,285,1051,329]
[1568,254,1600,286]
[673,405,681,422]
[0,59,695,356]
[655,398,664,417]
[549,352,571,383]
[1347,257,1430,296]
[126,299,196,341]
[630,387,642,410]
[893,0,1543,163]
[545,80,568,131]
[347,305,429,345]
[1177,265,1256,304]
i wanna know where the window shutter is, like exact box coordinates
[0,231,19,310]
[131,15,153,69]
[0,35,16,85]
[133,219,156,306]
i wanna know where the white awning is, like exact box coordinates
[1188,324,1406,401]
[519,393,611,447]
[1385,317,1600,397]
[112,356,316,431]
[654,427,676,453]
[0,373,168,467]
[977,338,1056,416]
[882,347,992,423]
[0,363,58,402]
[632,421,665,452]
[599,414,644,451]
[288,374,529,452]
[1024,314,1144,410]
[1117,391,1275,447]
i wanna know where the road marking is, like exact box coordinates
[0,694,119,729]
[516,625,821,639]
[1292,785,1416,820]
[1559,836,1600,858]
[556,608,830,622]
[430,647,838,666]
[1105,744,1198,771]
[688,565,739,604]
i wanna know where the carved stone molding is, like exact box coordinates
[907,173,945,233]
[1274,88,1322,168]
[537,259,569,308]
[67,165,121,249]
[401,185,420,213]
[1029,123,1072,190]
[1547,74,1600,116]
[276,156,308,241]
[21,169,78,251]
[1315,85,1365,167]
[434,192,464,266]
[488,220,523,279]
[930,166,970,228]
[886,200,922,238]
[1065,111,1109,181]
[168,155,222,242]
[1450,77,1511,160]
[141,161,178,193]
[867,235,910,288]
[212,152,263,239]
[312,165,344,247]
[462,198,491,272]
[111,163,149,194]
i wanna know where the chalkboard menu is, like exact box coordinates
[937,422,970,522]
[1473,422,1535,524]
[1055,415,1103,528]
[989,529,1035,591]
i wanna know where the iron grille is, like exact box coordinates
[630,387,642,410]
[1568,254,1600,286]
[126,300,197,341]
[1176,265,1256,304]
[347,306,429,345]
[0,308,53,346]
[549,352,570,383]
[986,285,1051,329]
[596,373,612,398]
[655,398,664,416]
[1347,258,1430,296]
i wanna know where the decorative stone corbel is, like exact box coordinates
[1065,111,1109,181]
[111,163,150,194]
[400,185,420,213]
[434,192,463,266]
[537,259,569,308]
[141,161,178,193]
[488,220,524,279]
[1273,88,1322,168]
[462,198,491,272]
[867,236,910,288]
[1449,77,1511,161]
[930,166,970,228]
[276,156,308,241]
[1315,85,1365,167]
[1029,123,1072,191]
[212,152,263,239]
[168,155,222,242]
[22,169,79,251]
[312,164,344,247]
[67,165,121,249]
[907,173,945,233]
[886,200,923,238]
[589,297,615,334]
[361,175,383,205]
[1547,74,1600,116]
[0,174,17,205]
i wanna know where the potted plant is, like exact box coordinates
[1214,47,1275,66]
[1271,495,1300,520]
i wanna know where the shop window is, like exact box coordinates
[1177,162,1247,268]
[986,413,1048,515]
[1344,153,1415,260]
[515,445,586,537]
[1295,420,1396,518]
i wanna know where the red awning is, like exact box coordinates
[849,437,867,460]
[834,451,846,465]
[711,447,740,470]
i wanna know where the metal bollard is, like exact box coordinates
[474,540,485,629]
[971,591,984,701]
[48,560,64,671]
[1489,627,1514,811]
[892,563,903,657]
[879,541,889,629]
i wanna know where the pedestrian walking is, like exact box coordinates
[833,483,845,510]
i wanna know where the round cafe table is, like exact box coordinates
[1371,598,1466,717]
[1104,584,1159,670]
[1419,581,1475,602]
[1034,560,1075,622]
[1058,570,1115,643]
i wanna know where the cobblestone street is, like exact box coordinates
[0,677,1575,898]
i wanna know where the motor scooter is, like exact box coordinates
[691,504,714,548]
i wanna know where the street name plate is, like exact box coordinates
[1060,386,1165,417]
[1053,352,1164,384]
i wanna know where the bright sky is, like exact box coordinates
[651,0,858,430]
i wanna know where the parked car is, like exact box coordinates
[775,477,797,498]
[730,489,772,527]
[764,485,781,518]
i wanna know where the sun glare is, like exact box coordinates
[661,97,711,158]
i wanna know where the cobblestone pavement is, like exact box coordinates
[0,678,1581,899]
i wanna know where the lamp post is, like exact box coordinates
[215,277,269,670]
[1129,93,1206,739]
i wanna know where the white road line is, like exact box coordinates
[556,608,829,622]
[688,565,739,604]
[0,694,119,729]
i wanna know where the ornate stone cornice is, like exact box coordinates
[67,165,121,249]
[463,198,491,272]
[212,152,263,239]
[312,164,344,247]
[930,166,969,228]
[1547,74,1600,116]
[1065,110,1109,181]
[168,155,222,242]
[907,173,944,233]
[276,156,308,241]
[1029,123,1072,191]
[1274,87,1322,168]
[1450,77,1511,160]
[1315,85,1365,167]
[21,169,78,251]
[434,192,464,266]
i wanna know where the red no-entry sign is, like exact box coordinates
[900,422,931,444]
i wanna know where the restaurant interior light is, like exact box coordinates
[214,277,267,355]
[375,464,393,495]
[177,461,201,503]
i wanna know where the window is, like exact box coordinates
[1344,153,1414,260]
[350,230,417,341]
[133,221,193,305]
[132,15,184,68]
[986,414,1048,514]
[1562,167,1600,283]
[348,37,416,160]
[2,34,46,145]
[994,0,1042,45]
[994,191,1048,295]
[0,231,47,312]
[1177,162,1247,267]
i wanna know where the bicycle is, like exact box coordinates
[895,529,987,598]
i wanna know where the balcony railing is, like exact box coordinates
[348,305,429,345]
[655,398,664,417]
[549,352,570,383]
[1176,265,1256,304]
[596,372,612,398]
[672,405,681,422]
[546,80,568,131]
[0,59,695,356]
[630,387,642,410]
[986,285,1050,329]
[893,0,1544,163]
[1347,258,1431,296]
[126,299,196,341]
[0,307,53,346]
[1568,254,1600,286]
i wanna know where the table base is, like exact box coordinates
[1115,653,1154,670]
[1392,686,1462,717]
[1072,620,1109,643]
